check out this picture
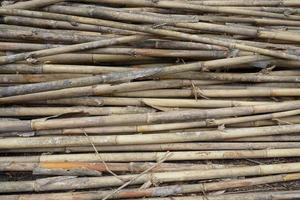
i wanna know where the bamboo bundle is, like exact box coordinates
[1,162,300,192]
[1,173,300,199]
[1,0,300,198]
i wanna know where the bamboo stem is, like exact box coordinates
[1,162,300,192]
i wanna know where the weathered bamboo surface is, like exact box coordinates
[0,0,300,199]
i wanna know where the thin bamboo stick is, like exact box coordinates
[36,97,270,107]
[2,142,300,153]
[112,88,300,98]
[124,191,300,200]
[0,106,155,116]
[2,124,300,149]
[2,0,64,9]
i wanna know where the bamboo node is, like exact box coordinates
[228,49,240,58]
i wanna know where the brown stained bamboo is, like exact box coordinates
[2,0,64,9]
[1,173,300,200]
[1,100,300,132]
[1,162,300,192]
[0,9,298,60]
[1,124,300,149]
[0,55,268,98]
[112,88,300,98]
[0,106,155,117]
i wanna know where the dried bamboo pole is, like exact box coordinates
[3,148,300,162]
[1,173,300,200]
[37,54,158,64]
[2,0,64,9]
[162,72,300,82]
[122,191,300,200]
[1,100,300,132]
[0,74,89,83]
[0,40,225,51]
[0,162,232,173]
[34,97,270,107]
[113,88,300,98]
[0,80,226,104]
[0,63,129,74]
[231,135,300,142]
[3,135,300,150]
[0,106,155,117]
[0,28,108,44]
[187,0,300,7]
[2,124,300,149]
[1,162,300,192]
[198,15,300,26]
[230,6,300,14]
[0,9,298,60]
[3,142,300,153]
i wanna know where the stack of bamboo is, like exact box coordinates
[1,0,300,199]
